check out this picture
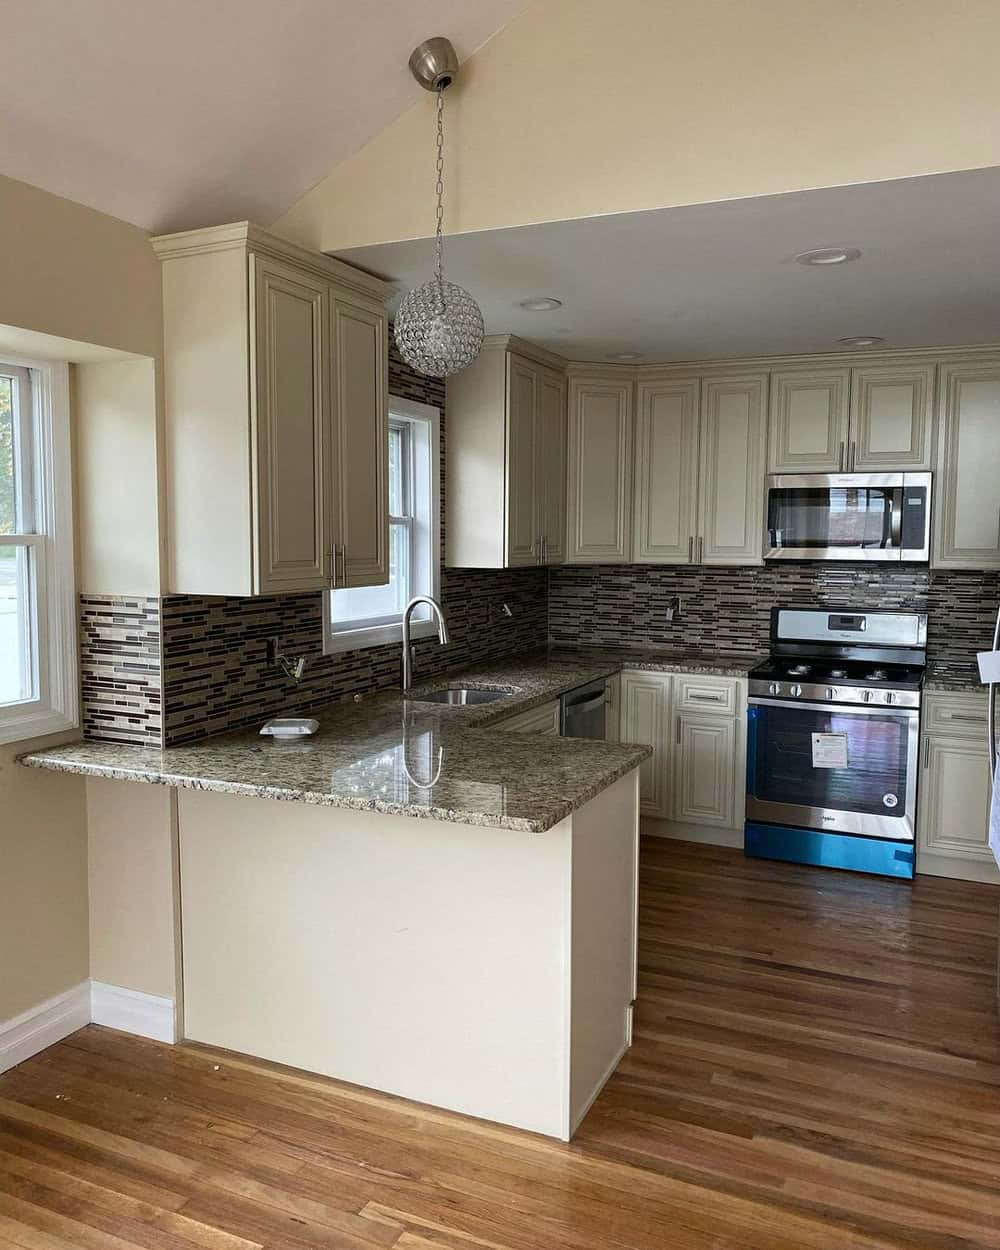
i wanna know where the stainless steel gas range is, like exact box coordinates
[745,607,927,879]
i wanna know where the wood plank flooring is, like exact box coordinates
[2,838,1000,1249]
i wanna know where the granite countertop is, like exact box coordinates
[924,661,988,694]
[19,648,755,833]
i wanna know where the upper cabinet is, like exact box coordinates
[768,359,934,473]
[154,223,389,597]
[698,372,769,564]
[566,370,634,563]
[446,337,566,569]
[767,367,850,473]
[933,356,1000,569]
[633,377,700,563]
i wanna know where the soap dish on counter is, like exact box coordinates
[260,718,319,739]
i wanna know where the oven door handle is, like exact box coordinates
[748,696,919,719]
[745,705,759,795]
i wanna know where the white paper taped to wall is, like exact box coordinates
[812,732,848,768]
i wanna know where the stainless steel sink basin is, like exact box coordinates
[414,687,514,706]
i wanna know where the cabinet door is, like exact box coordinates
[250,254,330,594]
[538,367,567,564]
[698,373,768,565]
[329,294,389,588]
[620,671,671,818]
[767,368,850,473]
[673,714,737,828]
[918,734,992,860]
[505,356,540,567]
[933,360,1000,568]
[849,362,934,470]
[566,376,633,563]
[633,378,700,563]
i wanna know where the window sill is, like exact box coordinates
[325,618,438,656]
[0,706,79,748]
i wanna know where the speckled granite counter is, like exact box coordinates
[546,644,762,678]
[20,654,662,833]
[924,661,987,694]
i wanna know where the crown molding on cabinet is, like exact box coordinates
[151,222,390,305]
[480,333,569,373]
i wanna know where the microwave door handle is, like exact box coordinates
[889,492,903,549]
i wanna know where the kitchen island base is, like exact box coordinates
[178,772,639,1140]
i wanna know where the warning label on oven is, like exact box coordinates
[811,732,849,768]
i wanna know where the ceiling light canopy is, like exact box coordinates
[794,246,862,266]
[838,335,885,348]
[518,297,562,311]
[394,37,484,379]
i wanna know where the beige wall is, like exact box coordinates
[274,0,1000,252]
[0,737,89,1018]
[87,780,179,1001]
[0,175,164,1023]
[74,358,162,596]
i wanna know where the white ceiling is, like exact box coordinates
[338,167,1000,362]
[0,0,526,233]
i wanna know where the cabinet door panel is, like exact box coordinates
[251,255,329,594]
[850,362,934,470]
[634,378,700,563]
[767,368,850,473]
[620,672,671,818]
[566,377,633,563]
[505,357,540,567]
[918,734,992,859]
[539,367,567,564]
[330,295,388,588]
[933,361,1000,568]
[698,373,768,565]
[673,714,737,828]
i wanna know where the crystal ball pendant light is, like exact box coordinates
[394,38,484,378]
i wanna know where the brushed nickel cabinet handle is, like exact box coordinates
[850,440,857,471]
[675,717,682,744]
[838,441,845,471]
[943,712,985,722]
[336,545,347,586]
[922,737,930,769]
[327,549,337,587]
[688,535,693,563]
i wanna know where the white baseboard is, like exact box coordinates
[90,982,176,1043]
[916,851,1000,884]
[641,817,744,848]
[0,982,90,1074]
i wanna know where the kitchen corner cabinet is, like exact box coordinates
[445,338,566,569]
[933,356,1000,569]
[566,371,633,563]
[767,360,934,473]
[154,222,389,597]
[918,693,996,874]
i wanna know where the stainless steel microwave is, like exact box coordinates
[764,472,932,562]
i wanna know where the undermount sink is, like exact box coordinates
[413,687,515,706]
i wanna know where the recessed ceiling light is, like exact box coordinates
[794,246,862,266]
[838,335,885,348]
[607,351,643,361]
[518,297,562,311]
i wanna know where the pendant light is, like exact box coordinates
[394,37,484,378]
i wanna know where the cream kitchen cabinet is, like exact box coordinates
[446,337,567,568]
[633,377,700,563]
[933,357,1000,569]
[698,372,769,565]
[917,693,997,878]
[768,360,934,473]
[566,369,634,563]
[619,670,745,829]
[154,222,389,597]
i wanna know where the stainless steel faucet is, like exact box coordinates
[402,595,450,690]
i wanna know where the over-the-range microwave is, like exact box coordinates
[764,472,932,562]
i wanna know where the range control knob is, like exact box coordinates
[861,689,874,703]
[790,683,803,697]
[768,682,781,696]
[884,691,896,705]
[826,686,836,700]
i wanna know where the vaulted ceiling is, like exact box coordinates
[0,0,527,233]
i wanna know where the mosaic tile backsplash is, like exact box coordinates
[548,563,1000,664]
[79,596,162,745]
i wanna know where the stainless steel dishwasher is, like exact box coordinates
[560,678,608,739]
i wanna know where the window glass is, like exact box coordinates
[0,544,34,706]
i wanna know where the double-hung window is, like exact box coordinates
[325,396,440,652]
[0,358,77,744]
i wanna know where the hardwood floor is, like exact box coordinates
[2,838,1000,1249]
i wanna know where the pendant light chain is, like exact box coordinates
[434,86,445,289]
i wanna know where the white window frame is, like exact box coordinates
[0,356,77,745]
[324,396,440,654]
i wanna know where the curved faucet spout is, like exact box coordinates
[401,595,450,690]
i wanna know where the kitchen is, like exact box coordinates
[3,4,1000,1248]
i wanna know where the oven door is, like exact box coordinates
[746,698,920,840]
[764,473,930,561]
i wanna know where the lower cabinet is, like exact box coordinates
[620,670,745,829]
[918,693,995,873]
[498,699,561,735]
